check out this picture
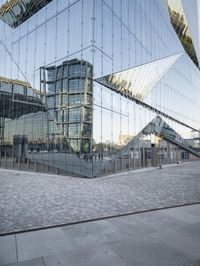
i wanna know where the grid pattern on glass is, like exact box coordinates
[0,0,199,178]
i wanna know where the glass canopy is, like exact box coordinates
[95,53,182,101]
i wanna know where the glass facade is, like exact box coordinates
[0,0,200,177]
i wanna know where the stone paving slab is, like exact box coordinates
[0,161,200,235]
[3,258,45,266]
[0,235,17,265]
[1,204,200,266]
[16,228,73,261]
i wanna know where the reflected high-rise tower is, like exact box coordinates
[40,59,93,154]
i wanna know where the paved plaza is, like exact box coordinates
[1,204,200,265]
[1,161,200,265]
[1,161,200,235]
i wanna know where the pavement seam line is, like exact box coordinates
[15,234,19,262]
[1,201,200,237]
[42,256,47,266]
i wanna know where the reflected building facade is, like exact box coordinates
[0,76,45,147]
[0,0,200,177]
[40,59,93,153]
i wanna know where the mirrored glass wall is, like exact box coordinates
[0,0,199,177]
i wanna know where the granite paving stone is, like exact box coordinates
[107,215,156,237]
[158,207,200,224]
[175,222,200,239]
[62,220,130,248]
[193,261,200,266]
[107,238,194,266]
[0,161,200,235]
[4,258,45,266]
[167,203,200,217]
[0,235,17,266]
[132,209,188,230]
[16,228,73,261]
[149,228,200,261]
[43,243,126,266]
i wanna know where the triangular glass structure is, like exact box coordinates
[168,0,199,67]
[95,53,182,101]
[181,0,200,65]
[0,0,53,28]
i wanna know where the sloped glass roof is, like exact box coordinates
[95,53,182,101]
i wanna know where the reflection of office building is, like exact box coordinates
[0,76,34,97]
[40,59,93,153]
[0,77,44,145]
[0,0,200,177]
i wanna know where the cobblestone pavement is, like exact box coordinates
[0,161,200,235]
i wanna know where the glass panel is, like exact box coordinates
[68,108,80,122]
[68,124,80,137]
